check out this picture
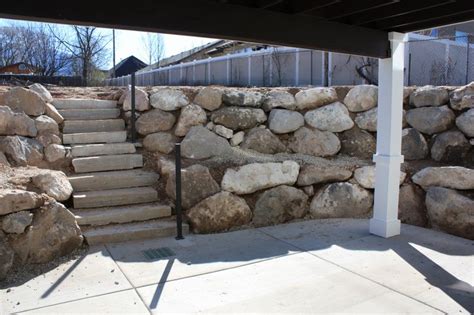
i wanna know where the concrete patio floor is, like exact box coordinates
[1,219,473,314]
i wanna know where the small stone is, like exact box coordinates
[194,87,223,111]
[406,105,455,135]
[136,109,176,135]
[36,133,62,147]
[211,107,267,131]
[297,164,352,186]
[302,185,314,196]
[455,108,474,138]
[29,83,53,103]
[230,131,245,146]
[175,104,207,137]
[338,126,376,159]
[288,127,340,157]
[401,128,429,160]
[181,126,231,159]
[430,130,469,163]
[150,89,189,111]
[412,166,474,190]
[268,109,304,134]
[304,102,354,132]
[222,90,265,107]
[241,128,286,154]
[32,170,73,201]
[354,107,377,132]
[343,85,378,112]
[143,132,176,154]
[353,165,406,189]
[295,87,338,110]
[409,85,449,107]
[262,90,296,111]
[44,144,67,163]
[35,115,59,136]
[123,87,150,111]
[44,103,64,124]
[206,121,215,130]
[2,211,33,234]
[214,125,233,139]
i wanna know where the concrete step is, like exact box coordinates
[69,169,158,192]
[72,154,143,173]
[63,131,127,144]
[63,119,125,134]
[74,203,171,226]
[82,219,189,245]
[73,186,158,208]
[53,99,117,110]
[58,108,120,120]
[71,143,136,157]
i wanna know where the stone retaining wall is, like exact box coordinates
[118,83,473,240]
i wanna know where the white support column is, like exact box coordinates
[370,32,406,238]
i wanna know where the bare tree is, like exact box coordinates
[271,47,289,86]
[141,33,164,66]
[354,56,378,85]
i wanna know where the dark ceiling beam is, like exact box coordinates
[0,0,390,58]
[255,0,284,9]
[328,0,400,20]
[289,0,341,15]
[392,10,474,32]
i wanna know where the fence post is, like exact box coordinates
[130,72,137,143]
[466,35,470,85]
[175,143,184,240]
[408,53,412,86]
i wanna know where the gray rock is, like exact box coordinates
[29,83,53,103]
[44,144,67,163]
[297,164,352,186]
[32,170,73,201]
[194,87,223,111]
[2,87,46,116]
[455,108,474,137]
[309,182,373,218]
[450,82,474,110]
[304,102,354,132]
[398,184,427,227]
[401,128,429,160]
[409,85,449,107]
[430,130,469,163]
[353,165,406,189]
[253,185,308,226]
[136,109,176,135]
[0,105,37,137]
[0,152,9,166]
[181,126,231,159]
[187,191,251,233]
[295,87,338,110]
[412,166,474,190]
[123,87,150,111]
[35,115,59,136]
[150,88,189,111]
[230,131,245,146]
[36,133,62,147]
[288,127,340,157]
[2,211,33,234]
[0,136,43,166]
[425,187,474,239]
[354,107,377,132]
[0,189,44,216]
[263,90,296,111]
[343,85,378,112]
[0,234,14,280]
[268,109,304,134]
[214,125,233,139]
[241,128,286,154]
[175,104,207,137]
[45,103,64,124]
[302,185,315,196]
[211,107,267,130]
[143,132,176,154]
[406,105,455,135]
[166,164,220,209]
[339,126,376,159]
[8,201,83,264]
[222,90,265,107]
[222,161,300,194]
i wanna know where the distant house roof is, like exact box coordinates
[111,55,147,77]
[0,62,38,74]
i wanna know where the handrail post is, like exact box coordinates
[175,143,184,240]
[130,72,137,143]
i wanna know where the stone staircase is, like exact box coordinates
[53,98,188,245]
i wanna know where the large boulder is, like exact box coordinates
[165,164,220,209]
[150,88,189,111]
[221,161,299,194]
[181,126,231,159]
[0,136,43,166]
[0,189,44,215]
[401,128,429,160]
[1,211,33,234]
[0,233,14,280]
[44,144,67,163]
[353,165,406,189]
[136,109,176,135]
[8,201,83,264]
[406,105,455,135]
[253,185,308,226]
[174,104,208,137]
[263,90,296,111]
[455,108,474,137]
[44,103,64,124]
[211,107,267,130]
[35,115,59,135]
[310,182,373,218]
[450,82,474,110]
[354,107,377,132]
[36,133,61,147]
[268,109,304,134]
[2,87,46,116]
[288,127,340,157]
[430,130,469,163]
[193,87,223,111]
[187,191,251,233]
[32,170,73,201]
[123,87,150,111]
[339,126,376,159]
[398,184,427,227]
[343,85,378,112]
[304,102,354,132]
[425,187,474,239]
[29,83,53,103]
[0,105,37,137]
[409,85,449,107]
[143,132,176,154]
[241,128,286,154]
[412,166,474,190]
[295,87,338,110]
[297,164,352,186]
[222,90,265,107]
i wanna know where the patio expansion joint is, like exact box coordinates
[255,228,448,314]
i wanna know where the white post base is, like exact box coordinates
[370,218,401,238]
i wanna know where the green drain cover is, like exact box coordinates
[142,247,175,261]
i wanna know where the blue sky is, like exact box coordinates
[0,18,217,68]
